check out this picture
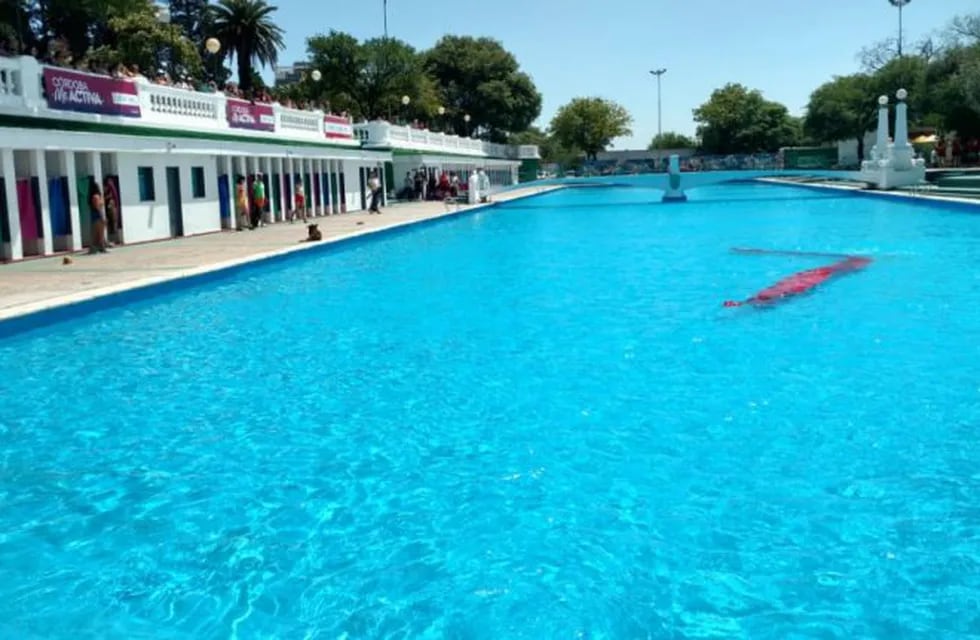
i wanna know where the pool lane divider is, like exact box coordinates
[723,248,873,308]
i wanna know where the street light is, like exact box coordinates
[311,69,322,82]
[888,0,911,57]
[401,95,410,125]
[437,106,445,132]
[650,68,666,171]
[464,113,471,137]
[205,37,220,83]
[155,5,172,77]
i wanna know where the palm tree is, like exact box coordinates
[209,0,285,94]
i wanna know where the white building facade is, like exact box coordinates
[0,55,537,262]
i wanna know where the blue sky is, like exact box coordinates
[267,0,978,148]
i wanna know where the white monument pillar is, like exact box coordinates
[874,95,889,161]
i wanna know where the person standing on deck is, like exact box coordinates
[88,180,109,253]
[251,173,266,229]
[367,169,382,214]
[477,168,491,203]
[235,176,249,231]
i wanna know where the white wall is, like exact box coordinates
[179,157,220,237]
[118,153,169,244]
[341,160,365,212]
[118,152,220,243]
[838,132,877,168]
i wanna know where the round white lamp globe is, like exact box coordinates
[205,37,220,54]
[896,88,908,101]
[878,95,889,106]
[311,69,321,82]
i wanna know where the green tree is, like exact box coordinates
[693,83,801,154]
[804,74,876,159]
[209,0,284,94]
[89,6,203,80]
[304,31,433,121]
[550,97,632,161]
[424,35,541,141]
[648,131,696,150]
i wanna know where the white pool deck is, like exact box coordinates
[0,186,559,323]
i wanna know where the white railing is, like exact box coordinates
[0,54,540,158]
[278,106,321,133]
[0,56,24,104]
[144,82,221,124]
[0,55,359,146]
[353,120,536,159]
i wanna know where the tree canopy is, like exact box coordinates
[693,83,802,154]
[209,0,284,94]
[423,35,541,142]
[804,74,875,159]
[549,97,632,160]
[299,32,437,121]
[648,132,696,150]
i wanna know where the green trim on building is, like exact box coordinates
[0,114,528,161]
[382,147,520,162]
[0,114,372,153]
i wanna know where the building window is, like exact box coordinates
[191,166,206,198]
[137,167,155,202]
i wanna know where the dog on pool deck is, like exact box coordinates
[303,223,322,242]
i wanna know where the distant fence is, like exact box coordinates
[578,153,784,176]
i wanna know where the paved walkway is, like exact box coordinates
[0,185,558,321]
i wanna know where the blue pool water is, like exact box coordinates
[2,182,980,639]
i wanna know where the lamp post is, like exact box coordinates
[155,4,172,77]
[401,95,410,125]
[464,113,471,137]
[888,0,911,57]
[650,68,666,171]
[438,106,445,132]
[205,37,221,83]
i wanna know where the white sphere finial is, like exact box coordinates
[878,95,889,106]
[310,69,321,82]
[896,88,908,101]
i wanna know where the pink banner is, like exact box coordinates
[42,67,141,117]
[324,115,354,139]
[226,100,275,131]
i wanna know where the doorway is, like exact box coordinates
[166,166,184,237]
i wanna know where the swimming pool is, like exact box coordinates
[2,182,980,639]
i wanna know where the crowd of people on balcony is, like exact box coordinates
[1,37,351,121]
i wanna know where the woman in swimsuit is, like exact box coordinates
[89,180,108,254]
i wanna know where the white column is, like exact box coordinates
[303,157,313,215]
[288,155,297,216]
[65,151,81,250]
[875,96,889,161]
[379,162,387,208]
[262,156,272,224]
[89,152,104,247]
[1,148,21,261]
[222,156,234,230]
[314,159,323,215]
[316,159,325,216]
[276,156,286,221]
[235,156,247,229]
[32,150,53,255]
[325,159,333,215]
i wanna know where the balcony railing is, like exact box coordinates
[0,54,541,160]
[353,121,541,160]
